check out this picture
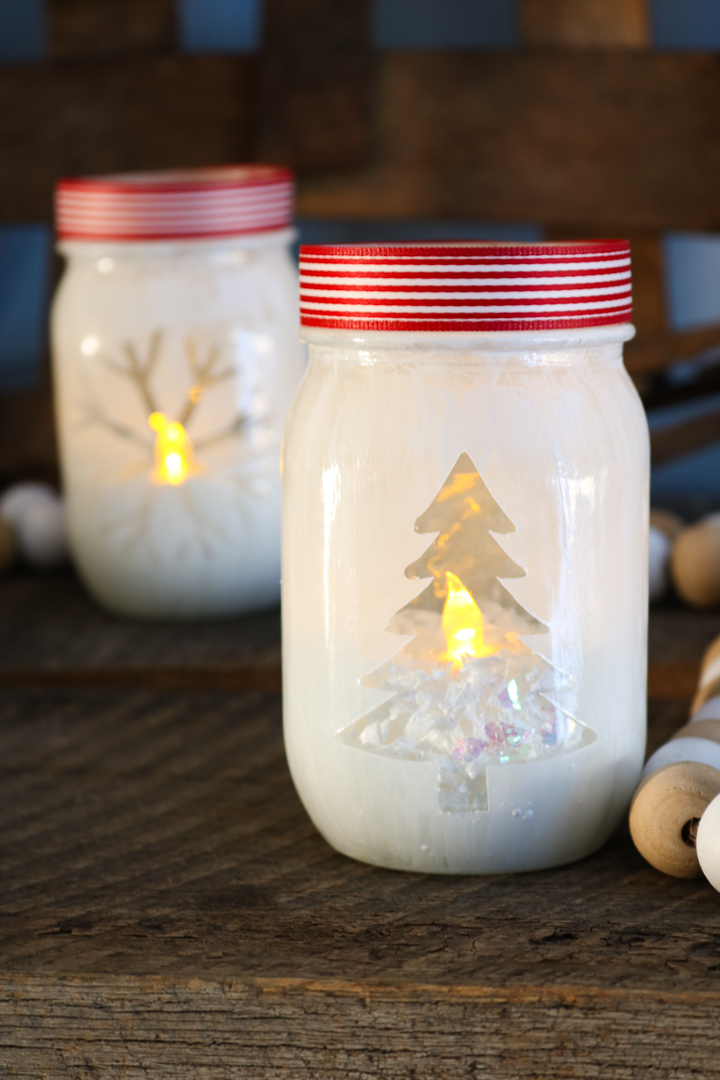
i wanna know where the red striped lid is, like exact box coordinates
[299,240,632,332]
[55,165,294,243]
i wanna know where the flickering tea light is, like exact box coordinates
[282,240,647,874]
[631,631,720,878]
[52,166,305,617]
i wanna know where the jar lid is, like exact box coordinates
[299,240,632,331]
[55,165,294,242]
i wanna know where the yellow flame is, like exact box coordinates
[148,412,196,486]
[441,571,495,669]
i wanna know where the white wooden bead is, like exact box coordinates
[697,793,720,892]
[20,499,67,568]
[642,736,720,780]
[691,696,720,723]
[0,483,68,568]
[649,524,672,602]
[0,482,55,522]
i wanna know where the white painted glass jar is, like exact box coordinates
[283,241,648,874]
[52,166,305,618]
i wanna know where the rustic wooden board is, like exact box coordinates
[0,680,715,1078]
[651,407,720,467]
[48,0,176,58]
[0,572,715,1076]
[0,385,58,492]
[519,0,650,47]
[297,51,720,231]
[626,322,720,380]
[0,571,280,685]
[0,55,255,221]
[258,0,371,170]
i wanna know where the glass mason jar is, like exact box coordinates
[52,166,305,618]
[283,241,648,874]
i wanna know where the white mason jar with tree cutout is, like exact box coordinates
[52,166,305,617]
[282,241,648,874]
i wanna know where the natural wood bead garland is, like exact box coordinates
[630,633,720,877]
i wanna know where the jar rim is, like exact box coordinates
[57,227,296,259]
[299,323,636,351]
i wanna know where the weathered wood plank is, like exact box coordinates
[0,588,711,1074]
[0,682,716,1077]
[647,661,699,703]
[297,51,720,230]
[625,233,667,341]
[0,571,280,677]
[48,0,175,58]
[0,686,714,991]
[258,0,371,170]
[520,0,650,47]
[0,385,58,490]
[625,322,720,379]
[2,975,720,1079]
[651,407,720,466]
[648,606,720,666]
[0,56,255,221]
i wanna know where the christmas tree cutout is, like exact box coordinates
[338,452,595,813]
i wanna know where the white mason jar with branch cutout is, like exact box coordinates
[51,166,305,617]
[282,241,649,874]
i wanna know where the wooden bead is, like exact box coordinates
[650,508,684,541]
[701,634,720,674]
[629,762,720,878]
[692,634,720,713]
[0,515,17,573]
[697,793,720,892]
[0,483,67,569]
[671,523,720,608]
[692,696,720,723]
[692,677,720,716]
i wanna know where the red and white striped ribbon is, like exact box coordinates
[299,241,632,331]
[56,165,294,242]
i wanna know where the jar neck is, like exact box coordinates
[300,323,635,353]
[57,227,296,260]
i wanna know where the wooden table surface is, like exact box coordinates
[1,571,719,1079]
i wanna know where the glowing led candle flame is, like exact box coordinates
[148,411,196,486]
[441,570,496,669]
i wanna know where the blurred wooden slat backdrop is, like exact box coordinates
[2,0,720,487]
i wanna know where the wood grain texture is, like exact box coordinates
[0,385,58,490]
[625,322,720,378]
[648,606,720,667]
[625,234,667,340]
[4,977,720,1079]
[297,51,720,231]
[651,407,720,466]
[0,56,255,221]
[520,0,650,47]
[258,0,371,169]
[0,571,280,678]
[0,683,715,1078]
[0,576,712,1077]
[48,0,176,58]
